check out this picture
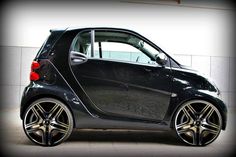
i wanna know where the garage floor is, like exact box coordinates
[1,108,235,157]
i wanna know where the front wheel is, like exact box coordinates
[23,98,73,146]
[174,100,222,146]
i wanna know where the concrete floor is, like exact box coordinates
[0,108,235,157]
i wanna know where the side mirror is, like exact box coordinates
[155,52,168,66]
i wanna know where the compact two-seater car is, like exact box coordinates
[20,27,227,146]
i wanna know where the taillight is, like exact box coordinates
[30,72,40,81]
[30,61,40,81]
[31,61,40,70]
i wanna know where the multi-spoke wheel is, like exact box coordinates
[23,98,73,146]
[174,100,222,146]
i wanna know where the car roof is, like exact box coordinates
[66,27,134,32]
[50,27,137,34]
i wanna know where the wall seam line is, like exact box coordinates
[19,47,23,104]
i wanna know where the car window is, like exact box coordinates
[71,31,91,56]
[87,41,155,65]
[71,30,161,65]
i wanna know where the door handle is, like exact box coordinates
[144,68,152,72]
[70,51,88,64]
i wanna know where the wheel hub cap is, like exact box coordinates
[194,119,201,126]
[43,119,51,126]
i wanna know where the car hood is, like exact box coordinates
[178,64,211,81]
[180,65,198,72]
[177,64,220,94]
[174,64,200,75]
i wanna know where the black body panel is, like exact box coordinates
[71,59,172,121]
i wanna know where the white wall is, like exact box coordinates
[0,1,235,109]
[1,1,234,56]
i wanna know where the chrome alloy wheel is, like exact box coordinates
[174,100,222,146]
[23,98,73,146]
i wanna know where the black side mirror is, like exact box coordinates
[155,53,168,66]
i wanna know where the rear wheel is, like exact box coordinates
[174,100,222,146]
[23,98,73,146]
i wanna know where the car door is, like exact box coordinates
[70,29,172,121]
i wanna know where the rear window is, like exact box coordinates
[36,30,65,59]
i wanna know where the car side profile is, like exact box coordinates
[20,27,227,146]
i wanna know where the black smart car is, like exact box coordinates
[20,27,227,146]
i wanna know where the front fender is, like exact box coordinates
[164,88,227,130]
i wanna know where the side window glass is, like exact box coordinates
[71,30,162,66]
[94,31,157,65]
[98,42,152,64]
[71,31,91,56]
